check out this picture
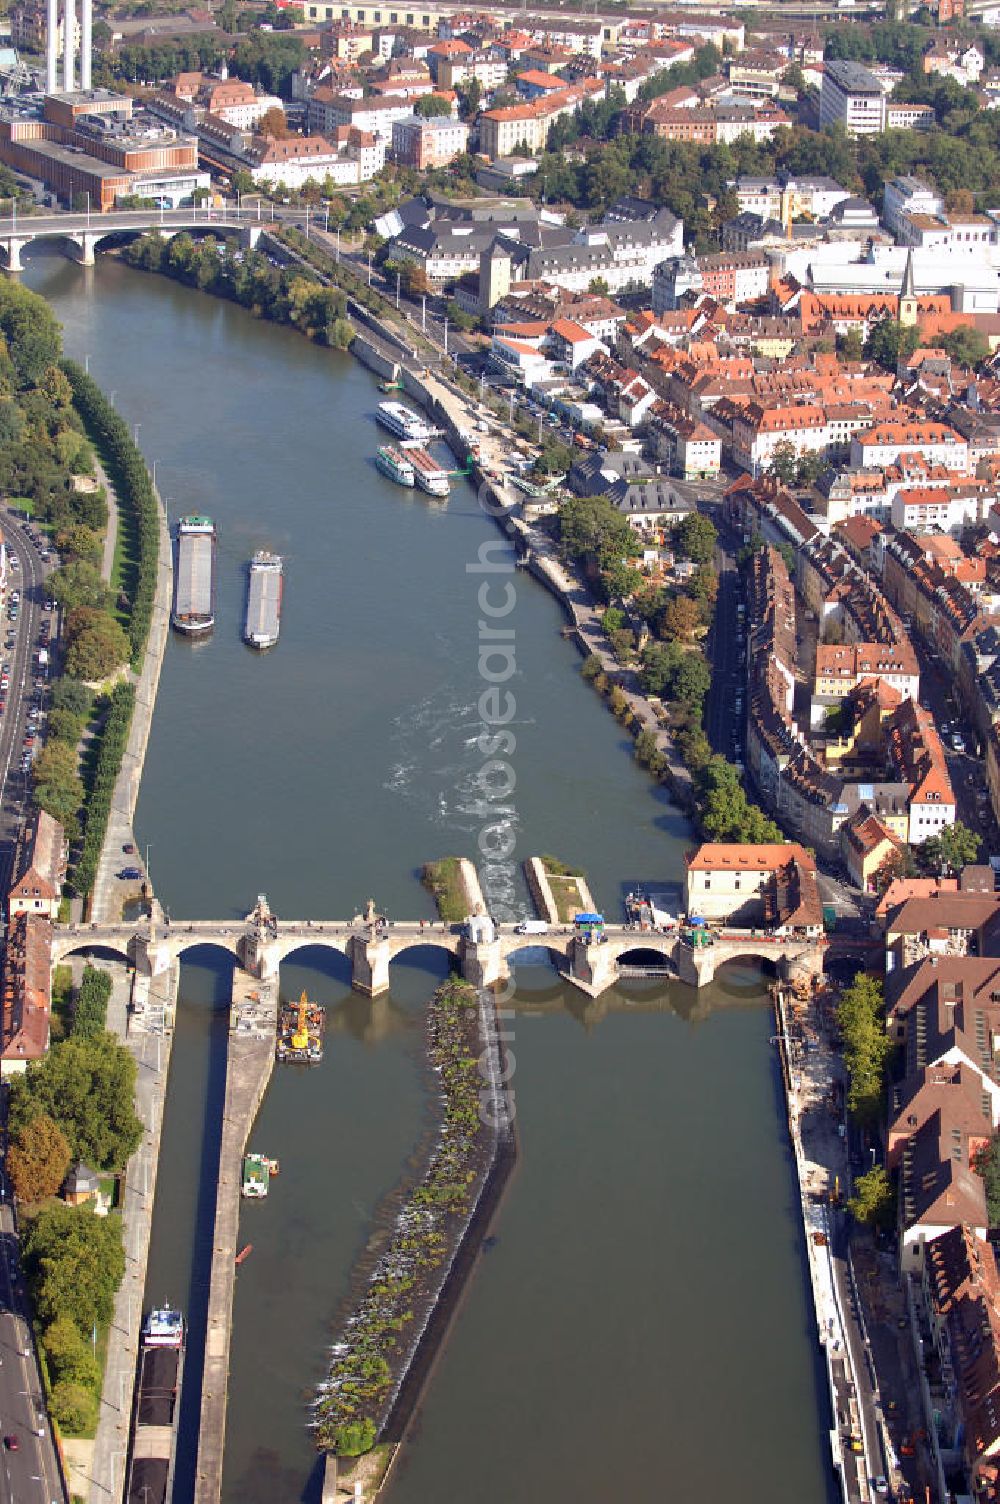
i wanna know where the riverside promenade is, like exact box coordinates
[773,981,886,1504]
[194,969,278,1504]
[91,467,173,924]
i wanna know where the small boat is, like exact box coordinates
[241,1153,271,1199]
[235,1244,253,1265]
[375,444,416,487]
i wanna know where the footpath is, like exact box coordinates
[90,473,172,923]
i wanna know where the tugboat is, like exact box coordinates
[277,989,325,1064]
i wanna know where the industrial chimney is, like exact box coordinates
[47,0,92,94]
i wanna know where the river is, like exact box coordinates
[22,247,835,1504]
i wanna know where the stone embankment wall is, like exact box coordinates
[524,858,559,925]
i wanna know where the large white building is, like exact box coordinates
[819,59,886,136]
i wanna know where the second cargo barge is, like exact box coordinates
[243,551,283,649]
[171,516,216,636]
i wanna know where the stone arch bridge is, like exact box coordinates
[52,905,826,998]
[0,205,265,271]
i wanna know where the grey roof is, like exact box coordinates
[569,450,653,496]
[607,478,691,516]
[824,58,883,93]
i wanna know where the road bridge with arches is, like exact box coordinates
[52,898,827,999]
[0,205,265,271]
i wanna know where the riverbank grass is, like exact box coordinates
[548,875,586,923]
[421,857,466,923]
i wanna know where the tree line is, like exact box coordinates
[123,232,354,348]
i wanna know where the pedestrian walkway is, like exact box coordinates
[95,456,119,588]
[90,476,172,924]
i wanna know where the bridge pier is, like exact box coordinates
[65,231,101,266]
[459,937,504,991]
[133,933,174,977]
[242,224,264,250]
[565,936,618,997]
[348,933,391,996]
[0,238,25,272]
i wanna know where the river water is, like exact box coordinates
[23,248,835,1504]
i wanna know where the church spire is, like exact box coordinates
[900,248,916,300]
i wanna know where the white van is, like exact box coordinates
[515,919,549,935]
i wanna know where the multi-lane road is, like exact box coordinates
[0,515,53,893]
[0,511,64,1502]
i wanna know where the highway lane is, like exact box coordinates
[0,515,50,896]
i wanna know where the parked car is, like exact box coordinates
[118,866,143,881]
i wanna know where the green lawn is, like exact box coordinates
[421,857,467,923]
[547,874,585,923]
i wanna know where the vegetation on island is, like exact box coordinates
[974,1135,1000,1226]
[420,857,467,924]
[314,977,496,1455]
[123,232,354,348]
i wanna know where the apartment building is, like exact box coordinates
[819,59,886,136]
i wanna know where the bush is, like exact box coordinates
[50,1380,96,1434]
[73,681,135,897]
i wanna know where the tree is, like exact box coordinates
[0,280,62,387]
[47,560,112,614]
[837,972,890,1126]
[50,677,94,720]
[9,1034,143,1171]
[54,525,103,569]
[588,276,610,295]
[675,511,717,564]
[64,607,130,681]
[50,1381,96,1434]
[460,77,482,119]
[919,820,982,876]
[864,318,920,371]
[659,594,701,642]
[415,94,453,118]
[73,967,113,1039]
[974,1134,1000,1224]
[940,324,991,369]
[257,105,288,138]
[21,1201,125,1332]
[848,1165,894,1229]
[839,327,864,363]
[6,1113,71,1203]
[768,441,799,485]
[43,1313,100,1391]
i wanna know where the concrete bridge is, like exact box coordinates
[52,898,827,998]
[0,205,266,271]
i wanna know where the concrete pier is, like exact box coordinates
[86,964,178,1504]
[193,968,278,1504]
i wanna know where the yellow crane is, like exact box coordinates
[290,989,311,1051]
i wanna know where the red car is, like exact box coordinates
[4,1434,18,1451]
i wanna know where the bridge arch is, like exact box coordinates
[170,935,243,964]
[51,939,132,968]
[613,944,677,977]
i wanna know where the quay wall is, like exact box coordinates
[456,857,486,918]
[524,857,559,926]
[351,335,400,383]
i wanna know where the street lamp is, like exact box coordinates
[367,249,373,286]
[145,844,152,887]
[85,190,90,230]
[335,225,340,262]
[421,293,426,332]
[443,316,449,358]
[395,271,401,310]
[133,422,141,445]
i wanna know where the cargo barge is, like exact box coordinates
[171,516,216,636]
[124,1307,185,1504]
[402,445,450,498]
[277,989,325,1064]
[243,551,283,650]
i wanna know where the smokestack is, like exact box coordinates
[63,0,76,92]
[80,0,91,90]
[46,0,58,92]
